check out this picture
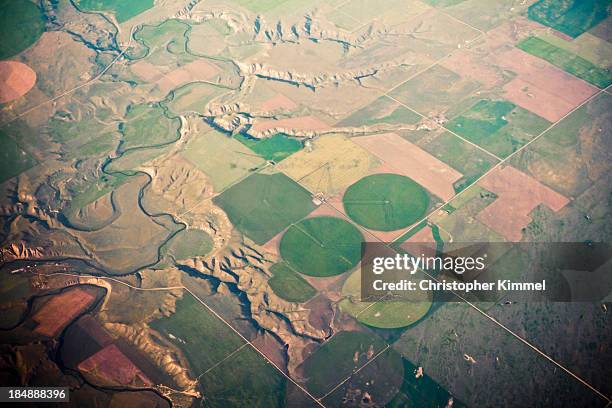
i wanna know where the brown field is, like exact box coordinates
[476,165,569,241]
[258,92,297,112]
[250,115,329,133]
[78,344,151,386]
[440,51,504,89]
[494,48,598,122]
[353,133,463,201]
[131,59,219,94]
[33,288,96,337]
[402,226,437,258]
[0,61,37,103]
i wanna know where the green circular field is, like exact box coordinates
[343,174,429,231]
[340,269,431,329]
[0,0,45,60]
[279,216,362,277]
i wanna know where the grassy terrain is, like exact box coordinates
[199,346,286,407]
[77,0,153,23]
[214,173,314,244]
[63,173,129,222]
[0,0,45,59]
[517,36,612,88]
[419,131,498,193]
[234,133,302,162]
[106,145,170,173]
[181,130,265,191]
[231,0,291,13]
[133,19,192,62]
[268,263,316,303]
[163,229,213,262]
[343,174,430,231]
[338,96,421,127]
[447,99,551,158]
[388,65,481,117]
[0,131,37,183]
[120,104,180,151]
[150,294,245,374]
[279,216,362,277]
[528,0,610,38]
[300,331,388,397]
[166,82,228,115]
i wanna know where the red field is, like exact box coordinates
[78,344,151,386]
[33,288,96,337]
[476,166,569,241]
[0,61,36,103]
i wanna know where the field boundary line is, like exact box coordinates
[384,94,504,161]
[196,343,249,379]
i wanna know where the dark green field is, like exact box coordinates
[213,173,315,244]
[517,36,612,88]
[234,133,302,162]
[299,331,388,397]
[268,263,316,303]
[447,99,551,158]
[343,174,429,231]
[0,131,37,183]
[77,0,153,23]
[528,0,610,38]
[0,0,45,59]
[279,216,362,277]
[150,294,245,374]
[199,346,286,407]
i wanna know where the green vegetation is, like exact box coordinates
[527,0,610,38]
[300,331,388,397]
[447,100,551,158]
[150,294,246,373]
[343,174,430,231]
[339,96,421,127]
[120,104,180,151]
[76,0,153,23]
[166,82,228,115]
[268,263,316,303]
[63,173,129,220]
[235,133,302,162]
[279,217,362,277]
[199,346,286,407]
[163,229,213,262]
[214,173,314,244]
[181,130,265,191]
[517,36,612,88]
[106,145,170,173]
[0,131,37,183]
[133,19,192,62]
[421,132,498,193]
[392,220,428,245]
[0,0,45,59]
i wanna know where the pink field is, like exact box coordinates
[33,288,95,337]
[494,48,597,121]
[78,344,151,386]
[476,166,569,241]
[131,59,219,93]
[353,133,463,200]
[0,61,36,103]
[259,92,297,112]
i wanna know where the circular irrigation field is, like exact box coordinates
[343,174,429,231]
[340,269,432,329]
[279,216,363,277]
